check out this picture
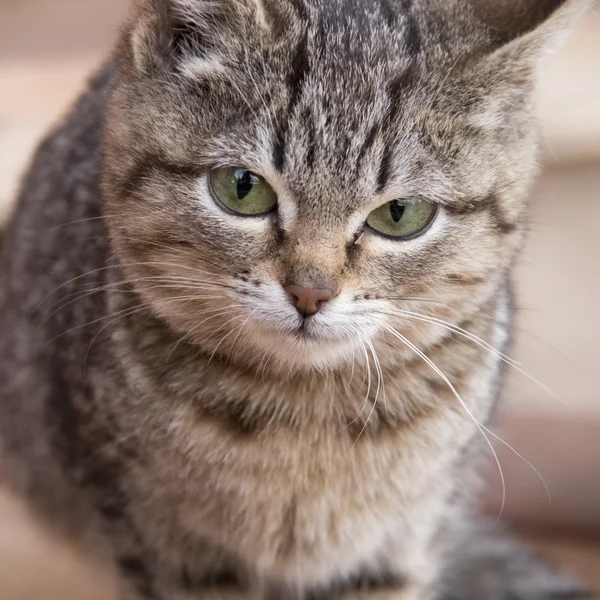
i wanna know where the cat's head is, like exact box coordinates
[103,0,587,372]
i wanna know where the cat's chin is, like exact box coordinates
[239,324,363,373]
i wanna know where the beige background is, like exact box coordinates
[0,1,599,598]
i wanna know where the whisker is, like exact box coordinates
[82,304,166,375]
[263,346,284,381]
[348,340,376,444]
[72,273,229,294]
[31,264,121,318]
[382,308,519,367]
[253,345,272,383]
[349,344,356,384]
[367,339,387,418]
[117,238,230,273]
[45,214,117,232]
[206,314,247,365]
[254,344,277,384]
[50,296,202,342]
[34,259,234,317]
[382,324,509,518]
[119,260,231,284]
[166,306,244,363]
[381,308,570,410]
[382,296,459,307]
[225,310,257,364]
[45,279,229,322]
[81,301,220,375]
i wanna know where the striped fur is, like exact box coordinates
[0,1,594,599]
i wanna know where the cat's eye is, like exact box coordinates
[209,168,278,216]
[366,198,437,240]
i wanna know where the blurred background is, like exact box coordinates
[0,0,599,598]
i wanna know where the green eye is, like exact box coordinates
[209,168,278,216]
[366,198,437,240]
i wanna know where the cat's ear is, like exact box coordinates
[472,0,591,62]
[124,0,271,75]
[125,0,202,75]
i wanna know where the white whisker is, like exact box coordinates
[367,339,387,417]
[224,310,258,364]
[383,308,519,367]
[45,279,228,321]
[382,308,569,410]
[51,296,204,342]
[382,324,508,519]
[166,306,244,362]
[351,341,380,447]
[206,314,248,365]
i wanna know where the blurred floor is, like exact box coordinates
[526,532,600,591]
[0,0,599,597]
[0,490,117,600]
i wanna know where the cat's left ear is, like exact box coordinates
[472,0,591,65]
[124,0,276,76]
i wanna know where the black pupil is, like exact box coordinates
[235,170,257,201]
[390,201,405,223]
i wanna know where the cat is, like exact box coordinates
[0,0,595,598]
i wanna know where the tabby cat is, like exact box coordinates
[0,0,594,598]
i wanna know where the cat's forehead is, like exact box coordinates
[297,0,472,49]
[135,0,538,210]
[262,25,446,208]
[275,65,415,206]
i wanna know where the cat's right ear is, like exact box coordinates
[471,0,592,60]
[460,0,592,104]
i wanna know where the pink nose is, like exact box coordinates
[285,284,337,318]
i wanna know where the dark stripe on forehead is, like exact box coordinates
[286,30,310,127]
[379,0,397,27]
[272,129,287,173]
[445,195,517,234]
[273,29,310,172]
[377,146,393,194]
[288,0,309,21]
[376,66,417,193]
[399,0,421,56]
[272,130,287,174]
[356,122,380,175]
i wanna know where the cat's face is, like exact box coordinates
[103,0,582,371]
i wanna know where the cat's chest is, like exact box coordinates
[150,402,472,589]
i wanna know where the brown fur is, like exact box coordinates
[0,1,594,599]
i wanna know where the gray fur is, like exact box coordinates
[0,1,595,599]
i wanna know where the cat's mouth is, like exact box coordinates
[239,308,372,370]
[287,318,356,347]
[293,321,321,340]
